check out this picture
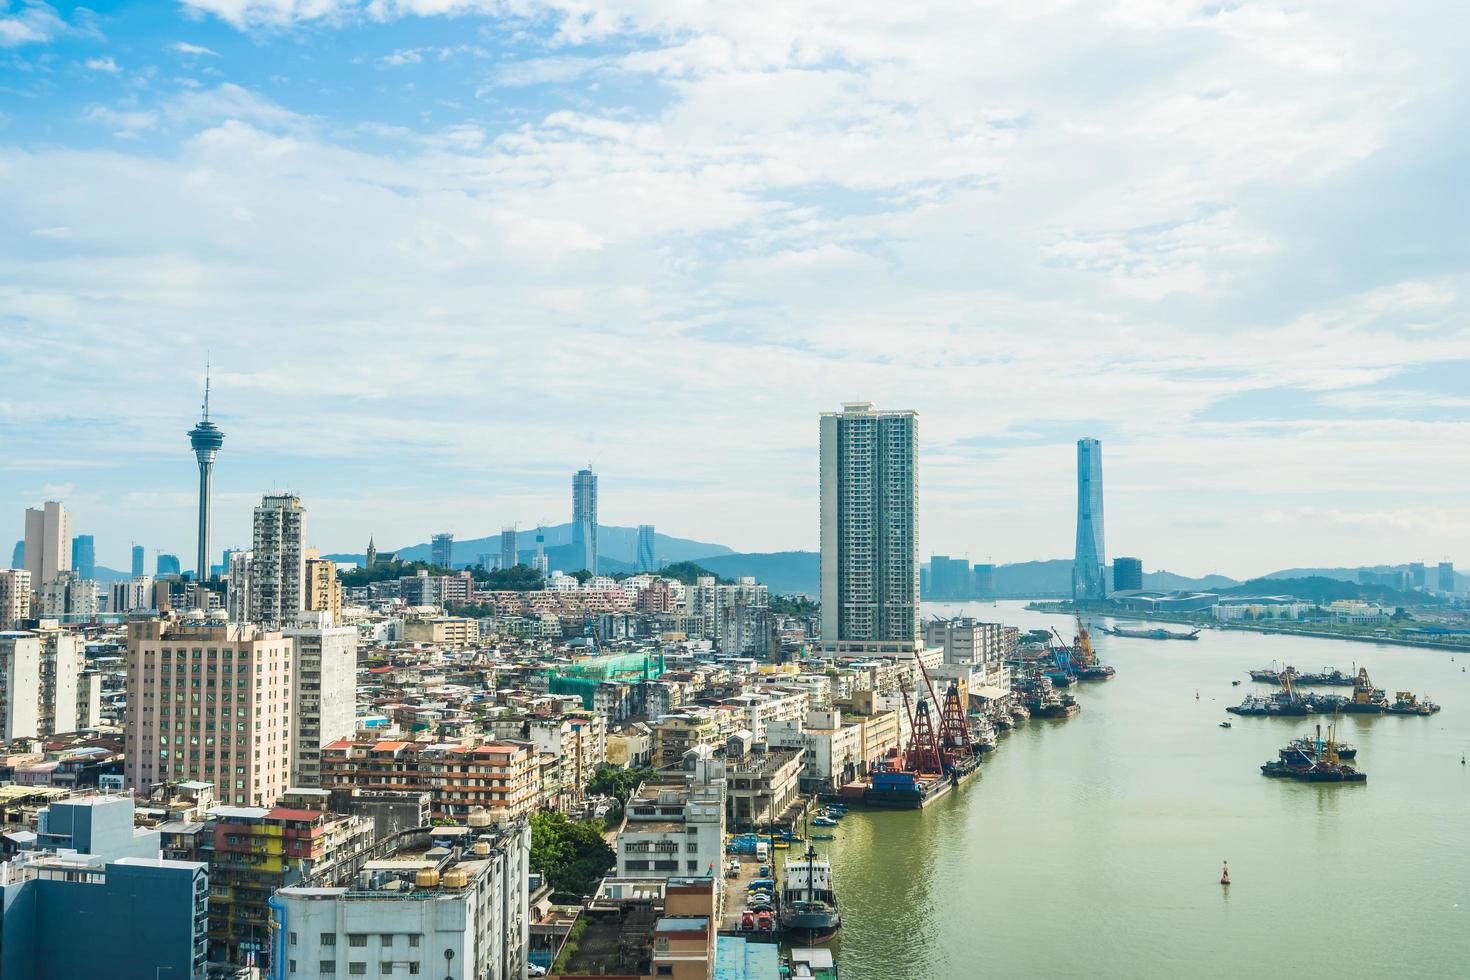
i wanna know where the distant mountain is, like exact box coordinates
[1223,575,1432,605]
[686,552,820,595]
[92,565,132,583]
[326,523,732,574]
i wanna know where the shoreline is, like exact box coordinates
[1019,602,1470,653]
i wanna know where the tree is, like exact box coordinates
[657,561,731,585]
[529,812,614,898]
[769,595,818,616]
[587,765,652,804]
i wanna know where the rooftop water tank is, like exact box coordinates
[466,807,491,828]
[473,840,491,857]
[442,869,470,889]
[414,868,440,889]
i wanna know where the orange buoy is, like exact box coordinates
[1220,861,1231,886]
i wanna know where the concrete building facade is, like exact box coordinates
[124,618,294,806]
[818,402,921,658]
[22,501,71,587]
[250,495,307,625]
[286,625,359,788]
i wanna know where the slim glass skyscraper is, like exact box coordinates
[571,468,598,573]
[71,534,95,579]
[132,544,145,576]
[1073,437,1106,601]
[499,527,517,571]
[819,402,920,657]
[637,524,656,572]
[431,532,454,568]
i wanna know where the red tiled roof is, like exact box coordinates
[266,807,324,822]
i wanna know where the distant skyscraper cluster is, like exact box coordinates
[818,402,921,658]
[1073,437,1106,602]
[572,467,598,573]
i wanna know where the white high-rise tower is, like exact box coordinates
[818,402,923,660]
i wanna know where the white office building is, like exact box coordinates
[0,569,31,630]
[274,820,531,980]
[818,403,927,661]
[23,500,72,586]
[286,624,359,787]
[0,632,41,740]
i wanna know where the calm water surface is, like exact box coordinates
[818,601,1470,979]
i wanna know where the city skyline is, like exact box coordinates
[3,4,1469,578]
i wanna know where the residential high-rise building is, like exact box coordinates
[572,467,598,573]
[23,500,72,586]
[1113,556,1144,592]
[131,543,145,576]
[249,495,306,625]
[0,632,41,739]
[70,534,96,579]
[187,368,225,582]
[637,524,656,572]
[1073,438,1106,602]
[285,625,358,788]
[304,554,342,625]
[225,551,252,622]
[37,572,98,622]
[319,739,540,821]
[972,563,996,597]
[0,569,31,629]
[124,618,294,806]
[34,625,82,737]
[927,555,970,599]
[1440,561,1457,593]
[818,402,921,658]
[431,531,454,568]
[500,525,518,571]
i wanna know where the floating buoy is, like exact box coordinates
[1221,861,1231,886]
[1195,690,1200,700]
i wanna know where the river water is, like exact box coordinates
[819,601,1470,979]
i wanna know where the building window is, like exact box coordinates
[408,965,420,976]
[348,935,367,948]
[380,935,394,946]
[407,935,420,948]
[289,961,297,974]
[349,965,366,976]
[321,934,336,946]
[657,968,674,977]
[380,965,393,975]
[320,963,336,975]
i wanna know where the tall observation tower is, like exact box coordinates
[188,366,225,583]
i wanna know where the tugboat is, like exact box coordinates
[782,838,841,945]
[1227,670,1311,716]
[1286,732,1356,759]
[1008,703,1030,725]
[1260,725,1366,783]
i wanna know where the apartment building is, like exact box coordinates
[616,749,726,880]
[319,739,540,821]
[250,495,306,625]
[0,569,31,629]
[0,632,41,740]
[271,818,531,980]
[124,617,294,806]
[285,625,359,788]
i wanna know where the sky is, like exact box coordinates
[2,0,1469,579]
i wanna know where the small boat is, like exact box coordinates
[773,839,791,849]
[812,834,835,841]
[1231,680,1241,687]
[813,816,838,827]
[1219,721,1232,729]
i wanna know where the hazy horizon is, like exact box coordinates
[3,2,1467,577]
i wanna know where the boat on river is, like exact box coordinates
[1384,691,1440,715]
[1103,625,1200,640]
[1249,665,1355,686]
[1261,725,1366,783]
[782,841,841,945]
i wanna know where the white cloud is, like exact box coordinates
[6,2,1470,572]
[171,41,221,56]
[84,56,121,72]
[0,1,66,46]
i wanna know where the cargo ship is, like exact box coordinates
[782,842,841,945]
[1261,726,1366,783]
[1249,665,1355,685]
[1286,733,1356,760]
[862,750,982,809]
[1384,691,1440,715]
[1103,625,1199,640]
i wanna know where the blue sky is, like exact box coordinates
[2,0,1469,578]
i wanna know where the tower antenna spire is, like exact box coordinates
[203,355,211,421]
